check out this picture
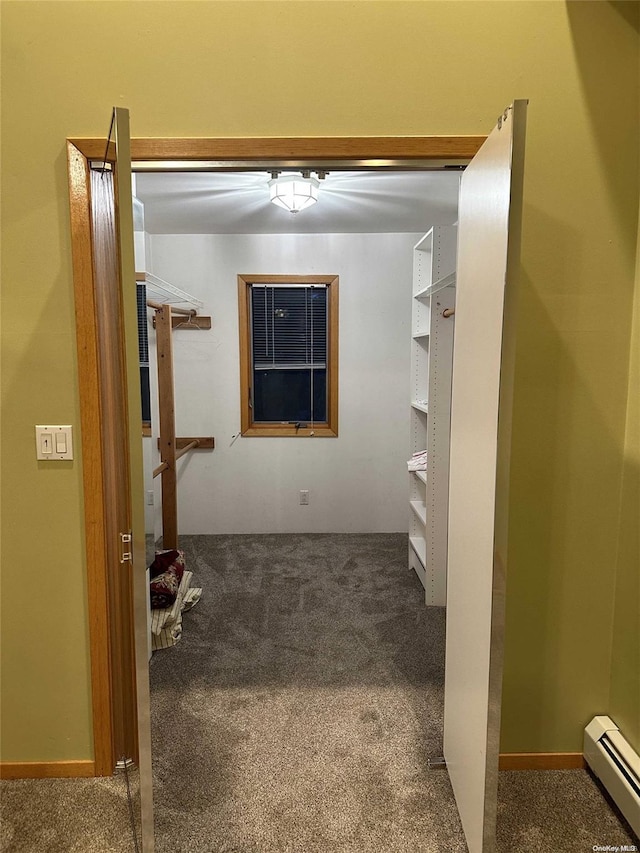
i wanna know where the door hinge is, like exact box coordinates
[120,531,133,563]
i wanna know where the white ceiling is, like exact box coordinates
[134,170,461,235]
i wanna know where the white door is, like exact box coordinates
[113,107,155,853]
[444,100,528,853]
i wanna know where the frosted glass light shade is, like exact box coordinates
[269,174,319,214]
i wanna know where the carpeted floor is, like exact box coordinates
[1,532,637,852]
[150,533,463,853]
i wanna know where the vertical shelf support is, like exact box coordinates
[155,304,178,550]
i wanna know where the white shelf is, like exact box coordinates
[420,270,457,298]
[410,500,427,526]
[412,331,430,340]
[413,231,433,253]
[413,470,427,484]
[414,285,432,300]
[409,535,426,567]
[411,401,428,414]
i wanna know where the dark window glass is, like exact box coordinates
[250,285,327,423]
[137,283,151,424]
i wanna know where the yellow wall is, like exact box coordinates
[1,1,638,761]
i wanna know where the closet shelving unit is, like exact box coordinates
[409,225,457,606]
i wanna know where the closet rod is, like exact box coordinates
[152,440,199,478]
[175,439,200,461]
[153,461,169,479]
[146,298,196,317]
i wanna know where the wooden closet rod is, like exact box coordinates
[152,461,169,479]
[146,298,196,317]
[175,439,200,461]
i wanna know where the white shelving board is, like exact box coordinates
[408,225,457,605]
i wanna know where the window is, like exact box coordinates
[137,282,152,432]
[238,274,339,437]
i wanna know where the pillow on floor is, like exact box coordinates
[149,549,185,579]
[149,550,185,609]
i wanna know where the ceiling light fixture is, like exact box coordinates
[268,170,327,214]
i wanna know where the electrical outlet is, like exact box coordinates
[299,490,309,505]
[146,490,154,506]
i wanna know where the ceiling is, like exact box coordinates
[134,170,461,235]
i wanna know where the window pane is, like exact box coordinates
[253,368,327,423]
[251,286,327,368]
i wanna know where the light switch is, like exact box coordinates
[36,425,73,460]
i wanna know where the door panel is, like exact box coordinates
[444,101,527,853]
[88,109,154,851]
[113,107,155,852]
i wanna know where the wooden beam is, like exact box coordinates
[69,136,486,164]
[155,304,177,550]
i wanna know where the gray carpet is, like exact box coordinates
[150,533,464,853]
[498,768,638,851]
[0,774,136,852]
[2,532,637,852]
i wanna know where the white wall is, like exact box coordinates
[145,232,420,534]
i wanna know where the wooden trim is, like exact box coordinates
[0,760,96,780]
[498,753,586,771]
[242,425,336,438]
[238,274,339,437]
[68,133,482,785]
[67,141,114,777]
[238,276,251,435]
[242,274,342,285]
[69,136,485,164]
[327,277,339,436]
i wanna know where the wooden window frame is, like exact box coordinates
[238,274,339,437]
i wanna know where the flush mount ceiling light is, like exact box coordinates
[268,170,327,214]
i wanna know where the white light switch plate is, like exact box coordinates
[35,425,73,460]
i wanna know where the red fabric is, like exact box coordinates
[149,550,185,609]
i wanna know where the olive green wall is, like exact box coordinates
[608,194,640,754]
[1,1,638,762]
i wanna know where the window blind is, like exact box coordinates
[136,283,149,365]
[251,285,327,371]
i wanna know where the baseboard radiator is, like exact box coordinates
[584,716,640,838]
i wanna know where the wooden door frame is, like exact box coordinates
[67,135,485,775]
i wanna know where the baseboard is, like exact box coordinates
[0,760,95,780]
[499,752,586,770]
